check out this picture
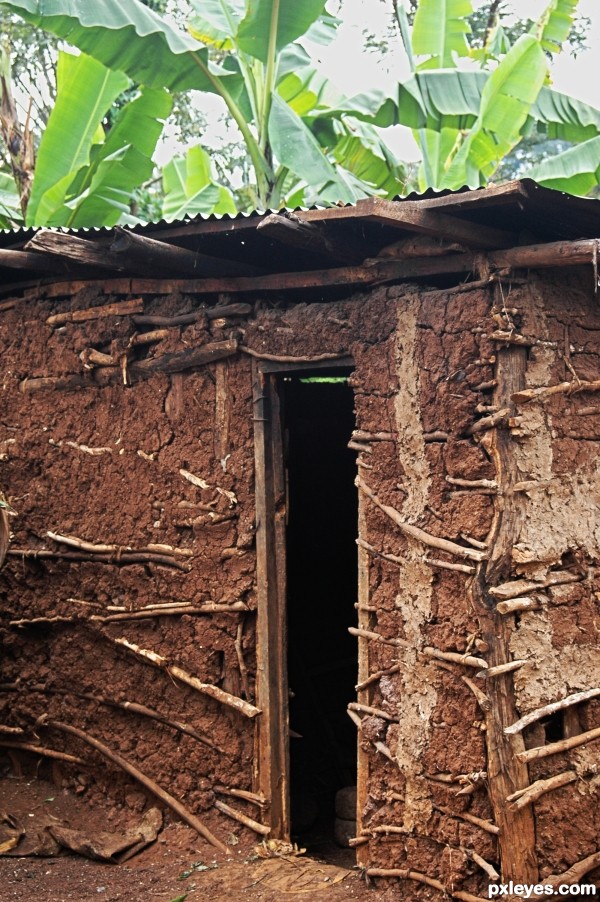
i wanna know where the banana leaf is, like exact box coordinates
[534,0,580,55]
[236,0,327,62]
[440,35,547,187]
[0,0,220,92]
[63,87,173,228]
[329,120,408,198]
[162,145,236,221]
[268,93,354,204]
[529,136,600,195]
[187,0,245,50]
[412,0,473,69]
[26,51,129,226]
[277,73,319,117]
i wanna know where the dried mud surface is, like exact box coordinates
[0,777,390,902]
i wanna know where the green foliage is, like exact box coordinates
[1,0,600,229]
[27,50,171,227]
[162,144,236,219]
[529,136,600,195]
[412,0,473,68]
[0,168,22,228]
[383,0,600,194]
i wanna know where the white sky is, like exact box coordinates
[157,0,600,166]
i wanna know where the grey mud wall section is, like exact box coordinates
[1,270,599,896]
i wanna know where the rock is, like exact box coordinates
[334,816,356,848]
[335,785,357,820]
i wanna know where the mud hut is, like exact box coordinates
[1,180,599,896]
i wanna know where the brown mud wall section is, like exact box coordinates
[0,270,599,893]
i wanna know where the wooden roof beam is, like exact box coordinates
[24,227,264,278]
[25,230,127,270]
[0,247,89,274]
[111,227,263,277]
[415,180,530,212]
[256,212,369,264]
[299,196,516,249]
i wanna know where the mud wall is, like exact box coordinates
[0,282,394,848]
[1,268,599,889]
[354,270,600,896]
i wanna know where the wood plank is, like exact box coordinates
[300,197,515,249]
[258,356,353,374]
[15,237,599,304]
[256,213,368,264]
[111,227,263,278]
[35,255,475,299]
[414,181,529,212]
[253,362,289,839]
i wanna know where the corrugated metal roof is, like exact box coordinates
[1,181,599,292]
[3,179,598,242]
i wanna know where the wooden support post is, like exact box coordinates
[468,337,539,885]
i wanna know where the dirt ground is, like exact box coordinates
[0,777,396,902]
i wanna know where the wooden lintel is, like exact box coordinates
[256,212,367,264]
[25,230,126,270]
[111,227,262,278]
[299,197,516,249]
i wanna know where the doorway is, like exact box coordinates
[253,359,359,847]
[282,373,358,849]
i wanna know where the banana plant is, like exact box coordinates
[186,0,408,207]
[390,0,596,192]
[0,0,409,216]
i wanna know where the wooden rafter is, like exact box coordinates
[111,227,262,277]
[298,196,516,249]
[25,230,127,270]
[256,212,369,264]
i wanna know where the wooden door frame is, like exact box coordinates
[252,357,354,839]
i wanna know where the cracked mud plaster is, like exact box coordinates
[390,295,436,832]
[507,280,600,712]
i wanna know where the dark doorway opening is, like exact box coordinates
[281,372,358,855]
